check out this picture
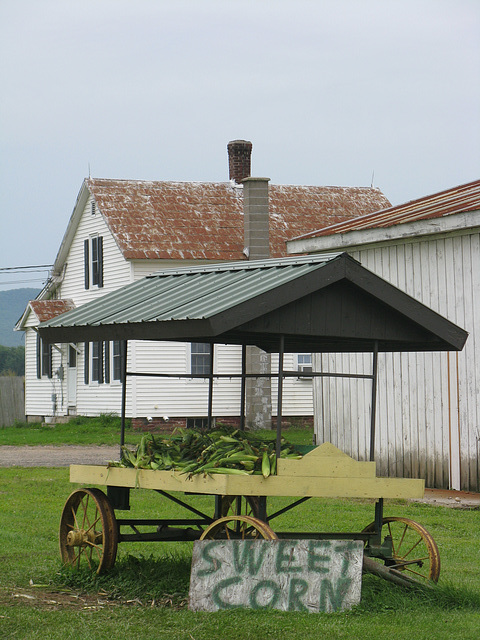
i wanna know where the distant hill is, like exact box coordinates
[0,288,40,346]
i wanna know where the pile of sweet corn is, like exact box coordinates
[115,426,302,478]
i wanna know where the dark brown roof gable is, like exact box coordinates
[87,178,390,261]
[30,299,75,323]
[293,178,480,241]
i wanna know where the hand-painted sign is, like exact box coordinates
[189,539,363,613]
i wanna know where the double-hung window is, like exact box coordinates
[36,334,52,378]
[104,340,122,383]
[191,342,211,375]
[84,340,122,384]
[84,236,104,289]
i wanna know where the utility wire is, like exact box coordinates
[0,264,52,287]
[0,264,53,271]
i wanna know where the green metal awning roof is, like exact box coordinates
[38,253,468,353]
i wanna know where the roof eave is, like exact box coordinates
[14,302,35,332]
[287,209,480,255]
[51,180,91,279]
[38,318,215,345]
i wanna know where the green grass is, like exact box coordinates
[0,416,314,448]
[1,466,480,639]
[0,414,139,446]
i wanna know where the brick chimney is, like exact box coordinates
[227,140,253,183]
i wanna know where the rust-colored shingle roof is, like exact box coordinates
[87,178,391,260]
[293,179,480,241]
[29,300,75,323]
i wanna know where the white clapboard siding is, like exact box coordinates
[271,353,314,416]
[23,325,64,416]
[314,230,480,491]
[73,342,132,418]
[59,195,132,304]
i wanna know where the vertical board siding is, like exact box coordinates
[314,231,480,491]
[0,377,24,426]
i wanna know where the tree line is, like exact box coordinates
[0,345,25,376]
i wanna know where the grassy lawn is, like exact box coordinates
[1,463,480,639]
[0,415,137,446]
[0,416,314,448]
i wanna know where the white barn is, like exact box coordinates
[287,179,480,491]
[16,141,390,430]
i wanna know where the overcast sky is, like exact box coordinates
[1,0,479,290]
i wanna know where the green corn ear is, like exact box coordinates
[205,467,252,475]
[269,452,277,475]
[262,451,271,478]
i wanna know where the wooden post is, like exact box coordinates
[369,341,378,462]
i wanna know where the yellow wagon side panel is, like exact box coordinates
[70,441,424,499]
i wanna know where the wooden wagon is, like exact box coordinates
[39,253,468,584]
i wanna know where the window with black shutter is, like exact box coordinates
[112,341,121,380]
[84,239,90,289]
[91,341,104,383]
[36,334,52,378]
[104,341,110,384]
[84,236,104,289]
[84,342,89,384]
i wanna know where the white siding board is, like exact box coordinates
[271,353,313,417]
[59,196,131,304]
[24,328,63,416]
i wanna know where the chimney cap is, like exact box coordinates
[227,139,252,147]
[241,176,270,183]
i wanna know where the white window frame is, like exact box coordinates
[84,340,122,385]
[189,342,212,376]
[105,340,122,384]
[84,235,104,289]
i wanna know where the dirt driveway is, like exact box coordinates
[0,445,120,467]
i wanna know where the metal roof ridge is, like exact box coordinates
[146,253,343,278]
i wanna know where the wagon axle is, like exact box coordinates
[66,529,103,548]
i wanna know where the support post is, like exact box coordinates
[240,344,246,430]
[207,343,214,429]
[276,335,285,459]
[120,339,128,456]
[374,498,384,542]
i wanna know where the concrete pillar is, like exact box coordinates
[242,176,272,429]
[242,177,270,260]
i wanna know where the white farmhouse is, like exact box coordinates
[287,179,480,491]
[16,141,390,430]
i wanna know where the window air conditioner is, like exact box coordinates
[297,365,313,379]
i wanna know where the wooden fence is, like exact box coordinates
[0,376,25,426]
